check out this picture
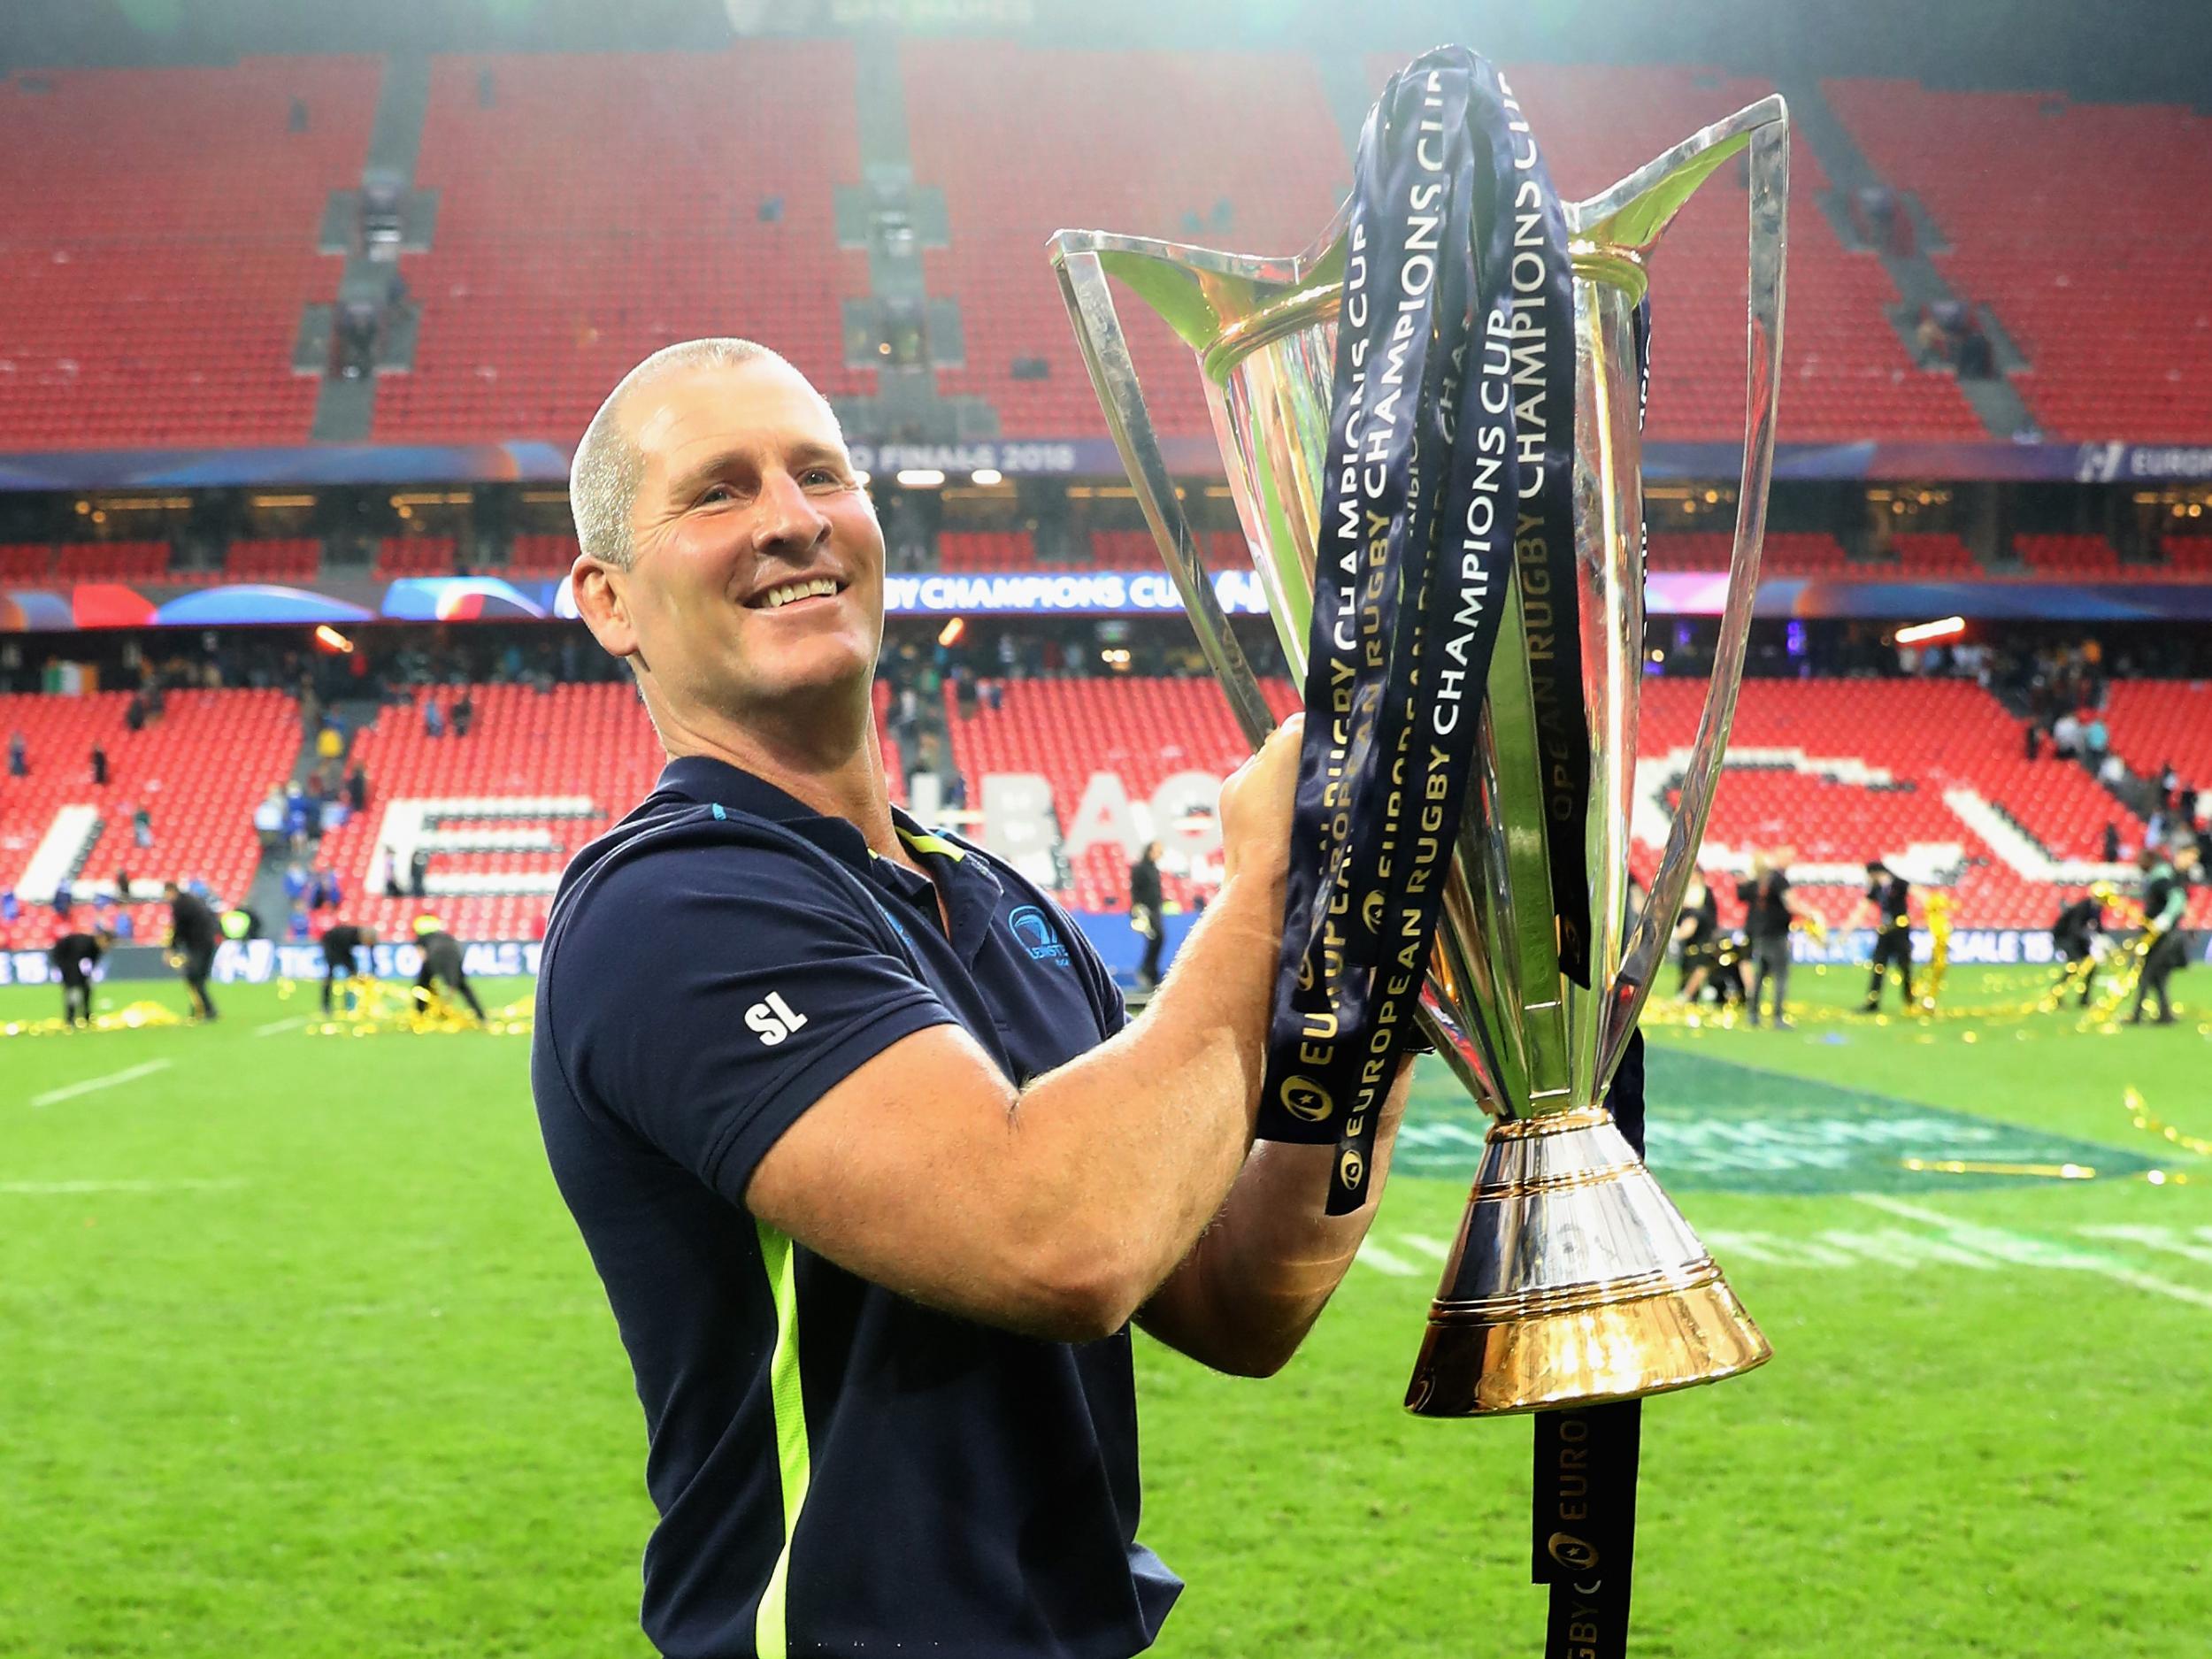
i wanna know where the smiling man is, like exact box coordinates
[533,338,1411,1659]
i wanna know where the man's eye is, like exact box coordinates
[697,483,734,505]
[803,468,842,487]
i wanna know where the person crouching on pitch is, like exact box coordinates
[411,916,487,1022]
[164,879,221,1022]
[319,921,379,1015]
[2049,886,2108,1009]
[50,926,115,1026]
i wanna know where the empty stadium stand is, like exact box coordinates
[373,536,459,579]
[372,46,872,443]
[1,543,53,582]
[1636,677,2200,928]
[2103,680,2212,801]
[311,682,659,942]
[1647,530,1858,575]
[903,42,1350,440]
[1370,60,1987,445]
[309,677,907,941]
[2011,533,2126,579]
[938,673,1301,912]
[54,542,171,583]
[505,533,580,575]
[0,58,379,451]
[0,688,298,949]
[1826,80,2212,442]
[1879,532,1978,573]
[223,539,323,583]
[2,673,2198,955]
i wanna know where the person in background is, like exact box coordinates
[253,785,287,849]
[284,785,313,856]
[2102,821,2124,864]
[1672,871,1721,1002]
[319,921,379,1016]
[451,689,475,737]
[132,804,153,849]
[2084,713,2109,769]
[411,916,486,1022]
[408,846,430,898]
[423,695,445,739]
[50,926,114,1027]
[345,762,368,814]
[165,879,221,1022]
[315,718,344,771]
[2051,887,2107,1008]
[1737,851,1800,1029]
[90,743,108,787]
[7,730,27,777]
[1129,839,1165,991]
[1855,860,1916,1013]
[2129,846,2189,1026]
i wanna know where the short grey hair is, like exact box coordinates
[569,336,791,570]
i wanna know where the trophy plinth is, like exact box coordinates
[1051,80,1788,1415]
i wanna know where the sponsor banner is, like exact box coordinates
[0,939,542,986]
[1788,927,2210,967]
[5,925,2195,987]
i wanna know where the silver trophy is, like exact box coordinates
[1051,94,1787,1415]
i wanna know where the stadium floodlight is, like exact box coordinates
[937,618,966,648]
[895,468,947,488]
[314,626,355,655]
[971,468,1004,487]
[1894,616,1967,645]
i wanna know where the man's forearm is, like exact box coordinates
[1140,1058,1416,1377]
[1010,861,1285,1325]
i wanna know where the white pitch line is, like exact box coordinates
[27,1059,172,1109]
[1395,1233,1455,1262]
[1356,1240,1418,1277]
[253,1016,307,1037]
[0,1178,244,1195]
[1855,1194,2212,1310]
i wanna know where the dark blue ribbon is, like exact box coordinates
[1256,46,1585,1214]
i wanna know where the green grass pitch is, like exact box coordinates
[1,963,2207,1656]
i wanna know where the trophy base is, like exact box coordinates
[1403,1266,1772,1417]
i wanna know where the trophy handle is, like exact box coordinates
[1051,242,1486,1085]
[1596,102,1789,1080]
[1049,244,1278,749]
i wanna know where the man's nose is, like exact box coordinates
[751,469,830,554]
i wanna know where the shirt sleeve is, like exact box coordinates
[548,837,958,1208]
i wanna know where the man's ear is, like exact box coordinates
[572,557,639,662]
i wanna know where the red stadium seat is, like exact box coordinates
[371,46,872,444]
[0,58,379,451]
[0,688,300,949]
[1827,79,2212,442]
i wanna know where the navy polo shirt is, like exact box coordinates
[532,756,1181,1659]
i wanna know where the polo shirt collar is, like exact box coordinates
[655,754,1002,960]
